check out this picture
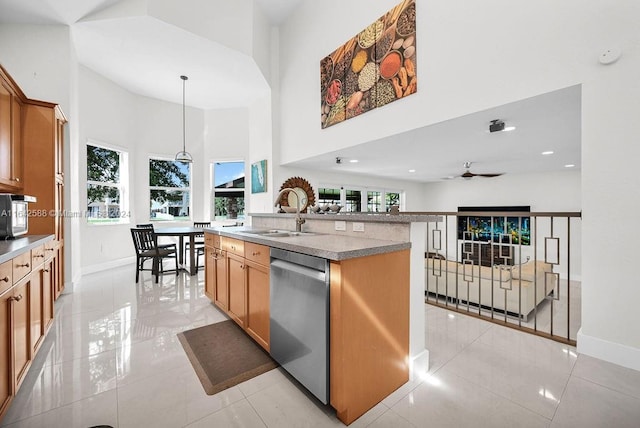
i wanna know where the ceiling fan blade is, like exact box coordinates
[476,173,504,177]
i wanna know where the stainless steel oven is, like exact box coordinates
[0,194,36,239]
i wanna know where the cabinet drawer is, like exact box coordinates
[12,251,31,284]
[204,233,220,249]
[0,260,11,295]
[31,244,46,267]
[222,237,244,257]
[44,239,58,259]
[244,242,269,266]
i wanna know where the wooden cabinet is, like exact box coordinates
[245,257,270,351]
[0,67,24,192]
[330,250,410,425]
[0,237,56,422]
[11,280,30,391]
[0,287,12,417]
[226,252,246,327]
[23,102,66,297]
[204,235,227,311]
[204,233,270,351]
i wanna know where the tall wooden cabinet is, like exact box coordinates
[21,99,67,298]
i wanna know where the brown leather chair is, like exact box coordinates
[131,227,179,283]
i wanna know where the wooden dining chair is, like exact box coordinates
[186,221,210,270]
[130,227,179,283]
[137,223,177,253]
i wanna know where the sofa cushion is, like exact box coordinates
[425,258,512,281]
[510,260,553,282]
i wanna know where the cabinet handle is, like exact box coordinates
[35,254,45,258]
[9,294,23,302]
[46,248,55,252]
[252,252,260,256]
[1,276,8,282]
[43,269,50,273]
[17,263,30,268]
[13,177,20,182]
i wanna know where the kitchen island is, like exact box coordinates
[203,226,411,425]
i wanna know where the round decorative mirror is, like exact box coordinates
[278,177,316,212]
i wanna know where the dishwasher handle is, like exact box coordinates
[271,259,327,282]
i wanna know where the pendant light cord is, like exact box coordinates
[182,75,187,153]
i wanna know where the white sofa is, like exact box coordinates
[425,257,556,321]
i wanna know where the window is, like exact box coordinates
[345,189,362,212]
[212,161,245,220]
[149,158,191,221]
[385,192,400,211]
[367,191,381,212]
[87,143,128,224]
[318,184,403,212]
[318,187,341,205]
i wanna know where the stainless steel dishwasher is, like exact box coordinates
[270,248,330,404]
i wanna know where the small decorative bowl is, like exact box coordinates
[329,204,342,213]
[321,204,331,212]
[310,205,321,213]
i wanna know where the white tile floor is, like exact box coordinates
[2,265,640,427]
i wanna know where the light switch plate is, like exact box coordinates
[353,222,365,232]
[335,221,346,231]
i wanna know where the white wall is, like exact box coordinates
[276,0,640,369]
[422,171,581,212]
[77,66,208,271]
[203,107,251,220]
[580,45,640,364]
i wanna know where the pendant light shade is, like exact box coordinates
[175,75,193,163]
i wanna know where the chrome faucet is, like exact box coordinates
[274,187,306,232]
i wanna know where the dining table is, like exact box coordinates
[153,226,205,275]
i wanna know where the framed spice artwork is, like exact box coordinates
[320,0,416,128]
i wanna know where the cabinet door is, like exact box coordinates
[29,271,43,354]
[41,260,53,332]
[11,95,22,188]
[0,81,11,186]
[214,250,228,311]
[11,281,30,390]
[245,260,270,351]
[0,291,12,416]
[226,252,245,327]
[204,247,215,301]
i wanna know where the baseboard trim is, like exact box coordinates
[577,328,640,371]
[81,256,135,276]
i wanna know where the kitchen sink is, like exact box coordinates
[242,229,317,238]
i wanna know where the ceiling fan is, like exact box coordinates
[458,161,504,180]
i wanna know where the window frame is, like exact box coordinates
[149,155,192,222]
[318,183,404,212]
[86,140,129,226]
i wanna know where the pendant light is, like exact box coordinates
[175,75,193,163]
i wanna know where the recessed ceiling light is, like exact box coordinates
[408,169,416,173]
[542,151,554,155]
[503,126,516,132]
[349,159,359,163]
[565,164,575,168]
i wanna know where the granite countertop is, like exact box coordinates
[204,226,410,261]
[249,212,442,223]
[0,235,55,264]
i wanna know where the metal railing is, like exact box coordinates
[411,211,581,345]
